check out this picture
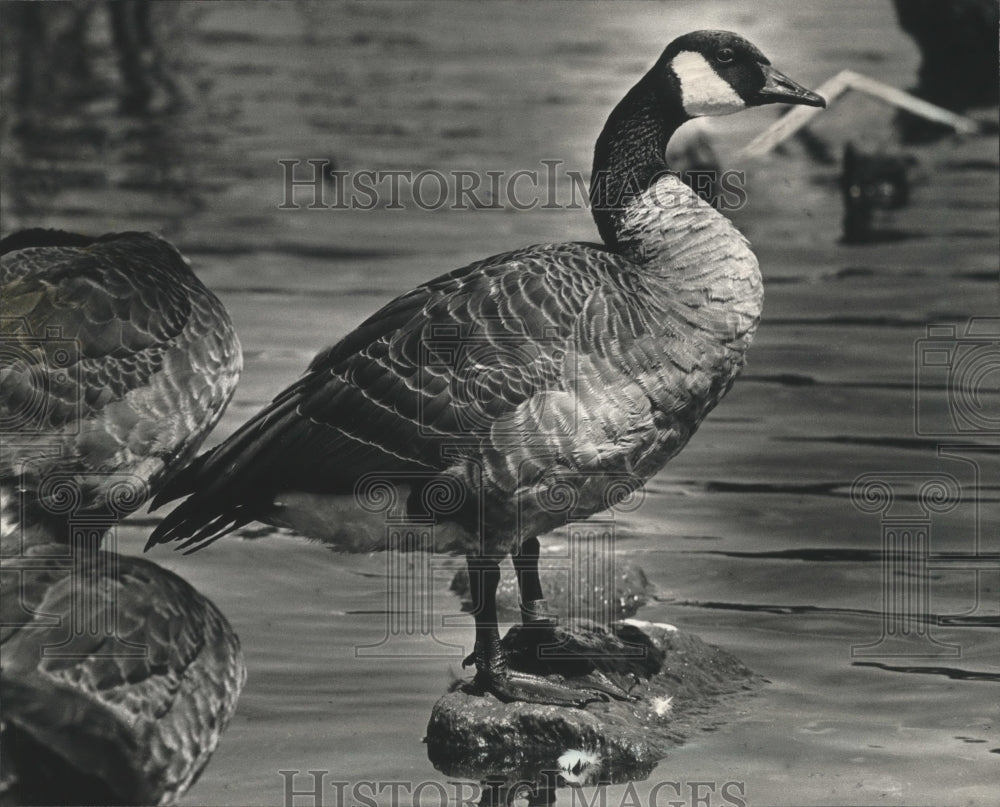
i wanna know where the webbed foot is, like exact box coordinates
[465,634,636,707]
[464,552,635,707]
[576,669,639,702]
[473,668,611,707]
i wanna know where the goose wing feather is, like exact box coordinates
[0,548,245,803]
[1,232,241,518]
[148,242,690,550]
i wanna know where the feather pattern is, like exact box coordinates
[1,231,242,546]
[149,172,761,556]
[0,544,245,806]
[143,30,817,561]
[1,229,246,803]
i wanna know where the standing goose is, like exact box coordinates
[0,230,245,803]
[148,32,824,706]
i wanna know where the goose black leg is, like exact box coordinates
[463,553,608,707]
[511,538,635,703]
[513,536,557,628]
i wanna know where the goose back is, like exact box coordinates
[1,231,242,547]
[0,545,245,805]
[150,177,761,555]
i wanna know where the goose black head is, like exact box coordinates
[656,30,826,118]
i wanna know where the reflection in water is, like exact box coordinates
[2,0,183,115]
[436,745,656,806]
[0,2,210,236]
[476,771,582,807]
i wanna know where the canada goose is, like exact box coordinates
[0,544,245,805]
[1,229,242,549]
[1,229,245,803]
[148,31,824,706]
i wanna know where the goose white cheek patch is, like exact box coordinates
[671,51,746,116]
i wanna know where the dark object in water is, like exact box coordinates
[794,128,838,165]
[1,1,181,115]
[892,0,1000,142]
[840,143,916,243]
[108,1,166,114]
[668,128,723,207]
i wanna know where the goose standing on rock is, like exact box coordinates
[0,229,245,804]
[148,32,824,706]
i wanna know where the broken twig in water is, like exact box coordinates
[740,69,981,158]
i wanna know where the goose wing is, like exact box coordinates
[0,549,245,803]
[1,231,241,519]
[147,242,678,551]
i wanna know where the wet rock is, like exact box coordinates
[426,620,761,788]
[450,553,653,622]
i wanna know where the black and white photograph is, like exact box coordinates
[1,1,997,805]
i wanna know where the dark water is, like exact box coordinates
[2,2,997,805]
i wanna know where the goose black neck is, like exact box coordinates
[590,70,690,249]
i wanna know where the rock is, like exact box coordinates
[450,554,653,623]
[425,620,761,790]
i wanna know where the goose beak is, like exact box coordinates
[754,65,826,108]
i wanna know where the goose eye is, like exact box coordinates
[716,48,734,64]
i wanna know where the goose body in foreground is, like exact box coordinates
[0,229,245,802]
[0,229,243,549]
[149,31,824,705]
[0,544,245,805]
